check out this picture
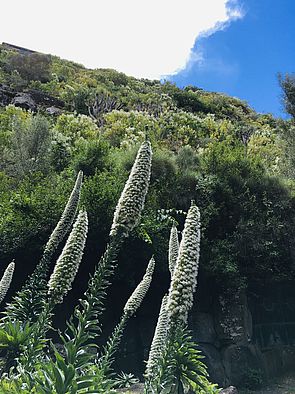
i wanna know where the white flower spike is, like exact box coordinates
[168,223,179,276]
[48,210,88,304]
[0,261,15,304]
[124,256,155,316]
[110,140,152,237]
[145,294,169,378]
[167,201,200,324]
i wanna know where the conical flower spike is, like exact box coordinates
[124,257,155,316]
[167,202,200,324]
[0,261,15,304]
[168,223,179,276]
[44,170,83,257]
[110,140,152,237]
[48,210,88,304]
[145,294,169,379]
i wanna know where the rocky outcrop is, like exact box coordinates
[27,89,64,109]
[111,280,295,389]
[46,106,62,116]
[12,92,37,111]
[0,84,15,106]
[0,84,64,113]
[190,288,265,387]
[190,282,295,388]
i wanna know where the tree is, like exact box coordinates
[278,72,295,119]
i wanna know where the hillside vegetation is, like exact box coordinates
[0,44,294,293]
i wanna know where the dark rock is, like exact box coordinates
[198,343,229,387]
[12,92,37,111]
[261,346,295,379]
[191,312,217,344]
[28,89,64,108]
[5,90,64,115]
[0,84,15,106]
[0,85,64,112]
[46,106,62,116]
[220,386,238,394]
[221,344,265,387]
[214,291,252,346]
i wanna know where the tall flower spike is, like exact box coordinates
[145,294,169,379]
[167,202,200,325]
[4,171,84,322]
[168,223,179,276]
[0,261,15,304]
[44,170,83,257]
[124,257,155,316]
[48,210,88,304]
[110,140,152,237]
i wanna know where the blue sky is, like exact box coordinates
[168,0,295,117]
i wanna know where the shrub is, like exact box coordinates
[6,52,52,83]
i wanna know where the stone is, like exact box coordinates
[46,106,62,116]
[198,343,229,387]
[28,89,64,108]
[0,84,15,106]
[221,344,265,387]
[220,386,238,394]
[214,290,253,346]
[12,92,37,111]
[191,312,217,344]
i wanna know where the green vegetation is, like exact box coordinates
[0,43,295,391]
[0,140,216,393]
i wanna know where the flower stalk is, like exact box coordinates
[110,140,152,237]
[35,170,84,283]
[168,224,179,276]
[0,261,15,304]
[145,294,168,380]
[167,201,201,325]
[48,210,88,305]
[124,257,155,316]
[4,171,83,322]
[98,256,156,377]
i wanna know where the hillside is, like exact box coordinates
[0,43,295,389]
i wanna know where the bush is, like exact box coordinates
[2,113,52,178]
[72,139,110,176]
[6,52,52,83]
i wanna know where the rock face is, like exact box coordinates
[188,281,295,388]
[190,289,252,387]
[190,288,265,387]
[111,279,295,390]
[27,89,64,109]
[0,85,64,112]
[0,84,15,106]
[12,92,37,111]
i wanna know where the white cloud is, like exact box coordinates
[0,0,243,79]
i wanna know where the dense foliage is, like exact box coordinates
[0,43,295,390]
[1,44,294,290]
